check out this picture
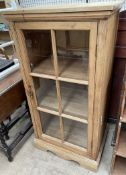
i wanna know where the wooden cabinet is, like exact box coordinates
[3,3,122,171]
[109,11,126,120]
[110,71,126,175]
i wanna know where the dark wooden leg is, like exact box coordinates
[8,117,11,122]
[0,102,32,162]
[0,124,13,162]
[26,100,31,117]
[1,122,9,140]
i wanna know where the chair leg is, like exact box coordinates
[1,122,9,140]
[0,123,13,162]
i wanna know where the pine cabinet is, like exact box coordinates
[3,3,122,171]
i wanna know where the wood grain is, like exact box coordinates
[0,71,26,122]
[92,12,118,159]
[5,6,120,170]
[2,2,123,15]
[116,129,126,158]
[0,70,21,95]
[113,156,126,175]
[35,79,88,121]
[58,57,88,84]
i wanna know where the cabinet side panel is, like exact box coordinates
[92,12,119,159]
[9,22,42,138]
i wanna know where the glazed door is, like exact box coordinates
[15,21,97,157]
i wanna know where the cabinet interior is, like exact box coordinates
[113,156,126,175]
[24,29,89,84]
[55,30,89,82]
[24,30,55,77]
[24,28,89,151]
[40,111,87,148]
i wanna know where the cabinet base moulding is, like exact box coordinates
[34,125,108,172]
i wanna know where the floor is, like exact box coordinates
[0,124,114,175]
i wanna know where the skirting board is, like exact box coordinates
[34,124,109,172]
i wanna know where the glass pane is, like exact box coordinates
[56,30,89,81]
[60,81,88,120]
[63,118,87,148]
[23,30,55,76]
[40,112,61,139]
[33,77,58,111]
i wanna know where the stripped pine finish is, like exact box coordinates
[3,2,123,171]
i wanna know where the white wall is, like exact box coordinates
[6,0,126,11]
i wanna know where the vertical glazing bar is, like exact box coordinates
[51,30,59,77]
[51,29,64,143]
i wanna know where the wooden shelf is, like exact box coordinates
[63,118,87,148]
[61,82,88,121]
[30,57,89,84]
[40,111,87,148]
[58,57,88,85]
[34,78,58,112]
[35,78,88,121]
[38,84,58,112]
[40,112,61,139]
[113,156,126,175]
[117,130,126,158]
[30,58,55,79]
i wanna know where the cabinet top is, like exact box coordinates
[1,0,124,21]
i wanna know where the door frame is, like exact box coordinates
[15,21,98,158]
